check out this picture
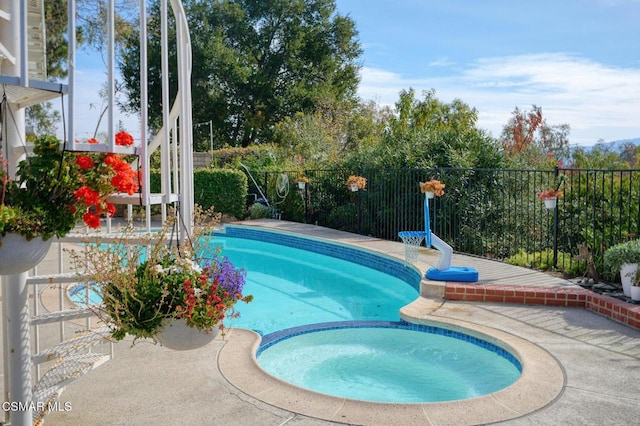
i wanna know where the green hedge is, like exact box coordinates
[150,168,247,219]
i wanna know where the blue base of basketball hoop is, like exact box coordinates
[426,266,479,283]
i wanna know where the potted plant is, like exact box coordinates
[295,175,309,189]
[420,179,445,198]
[346,175,366,192]
[69,208,253,349]
[629,269,640,301]
[603,239,640,297]
[0,133,138,274]
[537,176,565,209]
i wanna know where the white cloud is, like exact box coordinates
[357,53,640,146]
[64,53,640,147]
[428,57,455,68]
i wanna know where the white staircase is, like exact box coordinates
[1,0,196,424]
[26,0,46,81]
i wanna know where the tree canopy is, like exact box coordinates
[119,0,362,150]
[500,105,571,168]
[345,89,504,169]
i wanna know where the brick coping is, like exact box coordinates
[446,283,640,331]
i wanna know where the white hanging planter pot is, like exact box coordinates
[425,191,435,199]
[297,181,306,190]
[157,319,219,351]
[620,263,637,297]
[543,197,557,209]
[349,184,359,192]
[0,233,52,275]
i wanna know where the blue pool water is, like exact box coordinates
[258,324,521,403]
[68,282,102,306]
[207,236,419,334]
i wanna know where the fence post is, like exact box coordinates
[303,170,308,224]
[553,166,559,268]
[357,167,363,235]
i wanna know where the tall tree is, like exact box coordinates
[119,0,362,150]
[500,105,571,167]
[618,142,639,168]
[354,89,503,169]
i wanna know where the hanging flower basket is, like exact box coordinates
[157,319,220,351]
[295,176,309,190]
[0,233,52,275]
[537,176,564,209]
[1,133,139,245]
[346,175,366,192]
[420,179,445,198]
[69,208,253,347]
[543,197,557,209]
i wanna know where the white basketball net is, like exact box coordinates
[398,231,426,265]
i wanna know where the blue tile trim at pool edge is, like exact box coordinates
[217,225,422,292]
[257,320,522,372]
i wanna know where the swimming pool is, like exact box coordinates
[210,226,525,402]
[68,281,102,306]
[217,224,565,425]
[69,224,532,407]
[258,322,521,403]
[209,231,420,334]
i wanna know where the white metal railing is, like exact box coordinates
[1,0,195,423]
[27,238,114,379]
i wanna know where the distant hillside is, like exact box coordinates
[581,137,640,152]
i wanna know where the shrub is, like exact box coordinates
[249,203,278,219]
[151,168,247,219]
[506,249,585,276]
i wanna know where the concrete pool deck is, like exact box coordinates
[6,219,640,425]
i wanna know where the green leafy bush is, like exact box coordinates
[151,168,247,219]
[248,203,278,219]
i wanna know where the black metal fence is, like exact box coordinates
[253,167,640,277]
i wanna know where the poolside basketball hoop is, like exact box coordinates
[398,231,427,265]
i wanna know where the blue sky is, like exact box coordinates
[334,0,640,146]
[71,0,639,147]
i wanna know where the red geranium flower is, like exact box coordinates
[106,203,116,217]
[115,131,134,146]
[104,153,120,167]
[82,212,101,229]
[111,169,139,195]
[75,155,94,170]
[74,186,100,206]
